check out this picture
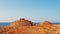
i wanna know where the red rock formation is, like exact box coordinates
[39,21,53,30]
[0,18,60,34]
[8,18,33,27]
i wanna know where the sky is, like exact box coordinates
[0,0,60,22]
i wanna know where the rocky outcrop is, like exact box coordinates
[8,18,33,27]
[0,18,60,34]
[39,21,53,29]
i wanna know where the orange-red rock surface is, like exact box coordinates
[8,18,33,27]
[0,18,60,34]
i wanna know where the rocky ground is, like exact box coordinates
[0,18,60,34]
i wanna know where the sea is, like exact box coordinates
[0,22,10,26]
[0,22,60,26]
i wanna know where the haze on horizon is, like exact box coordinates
[0,0,60,22]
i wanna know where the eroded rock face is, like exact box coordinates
[39,21,54,30]
[40,21,52,25]
[0,18,60,34]
[8,18,33,27]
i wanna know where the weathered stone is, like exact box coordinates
[0,18,60,34]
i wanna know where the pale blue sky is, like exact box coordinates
[0,0,60,22]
